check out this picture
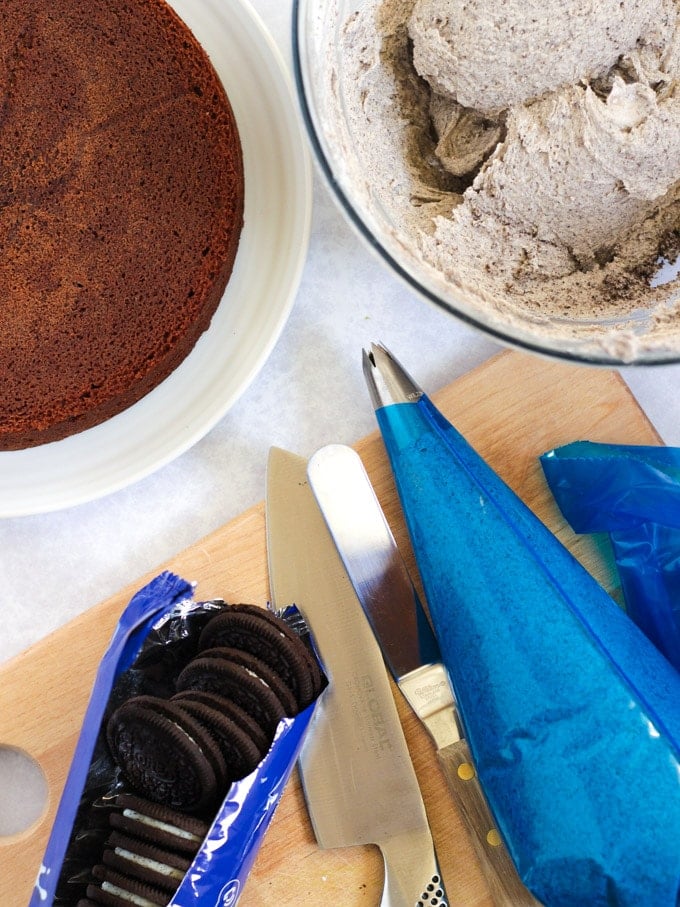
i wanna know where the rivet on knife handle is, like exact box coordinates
[307,444,541,907]
[437,740,539,907]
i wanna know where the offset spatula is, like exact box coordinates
[307,443,540,907]
[266,447,449,907]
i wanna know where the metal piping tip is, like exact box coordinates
[362,342,424,409]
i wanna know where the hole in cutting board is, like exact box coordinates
[0,744,48,836]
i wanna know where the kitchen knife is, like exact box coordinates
[266,446,449,907]
[307,443,540,907]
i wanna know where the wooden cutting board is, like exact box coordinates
[0,349,662,906]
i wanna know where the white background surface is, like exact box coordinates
[1,1,680,671]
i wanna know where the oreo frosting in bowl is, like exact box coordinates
[294,0,680,363]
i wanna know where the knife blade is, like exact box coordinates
[266,446,449,907]
[307,443,540,907]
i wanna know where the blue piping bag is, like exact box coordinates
[541,441,680,672]
[363,344,680,907]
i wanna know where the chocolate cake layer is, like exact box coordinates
[0,0,244,449]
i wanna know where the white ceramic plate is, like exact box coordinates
[0,0,311,517]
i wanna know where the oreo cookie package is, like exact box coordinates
[30,571,325,907]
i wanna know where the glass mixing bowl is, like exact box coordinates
[292,0,680,365]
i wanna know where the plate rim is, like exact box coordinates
[0,0,312,518]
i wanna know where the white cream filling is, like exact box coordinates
[122,808,201,843]
[114,846,185,880]
[101,880,157,906]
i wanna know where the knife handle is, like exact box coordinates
[379,827,449,907]
[437,740,542,907]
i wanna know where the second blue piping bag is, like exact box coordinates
[541,440,680,671]
[363,343,680,907]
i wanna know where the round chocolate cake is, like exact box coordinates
[0,0,245,449]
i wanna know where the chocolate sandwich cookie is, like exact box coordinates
[171,695,264,780]
[109,794,208,856]
[199,605,324,710]
[87,864,167,906]
[199,646,299,716]
[107,697,227,812]
[176,655,286,738]
[102,831,191,893]
[171,689,270,759]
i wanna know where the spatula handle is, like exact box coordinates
[437,740,542,906]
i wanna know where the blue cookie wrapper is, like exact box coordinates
[541,441,680,672]
[30,571,319,907]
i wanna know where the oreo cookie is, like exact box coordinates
[199,646,299,716]
[176,655,286,738]
[105,604,323,816]
[76,794,208,904]
[86,864,167,905]
[198,605,324,710]
[106,697,226,812]
[109,795,209,856]
[170,689,270,759]
[102,831,191,892]
[171,694,263,780]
